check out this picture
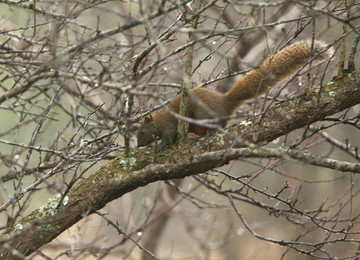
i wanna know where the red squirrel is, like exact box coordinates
[137,40,334,148]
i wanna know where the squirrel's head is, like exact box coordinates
[137,116,156,147]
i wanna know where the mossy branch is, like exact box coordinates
[1,71,360,259]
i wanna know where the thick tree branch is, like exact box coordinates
[1,70,360,259]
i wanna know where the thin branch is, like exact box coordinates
[0,69,359,258]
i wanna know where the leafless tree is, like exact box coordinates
[0,0,359,259]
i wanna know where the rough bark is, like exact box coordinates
[0,70,360,259]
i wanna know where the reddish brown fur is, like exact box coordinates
[137,40,334,148]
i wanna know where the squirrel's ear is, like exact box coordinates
[144,116,152,123]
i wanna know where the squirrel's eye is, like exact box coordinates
[140,130,145,135]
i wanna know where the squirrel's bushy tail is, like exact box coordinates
[224,40,334,108]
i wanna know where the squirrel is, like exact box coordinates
[137,40,334,148]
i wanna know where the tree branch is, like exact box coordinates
[1,70,360,259]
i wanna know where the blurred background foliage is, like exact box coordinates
[0,0,360,259]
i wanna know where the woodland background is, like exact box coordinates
[0,0,360,259]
